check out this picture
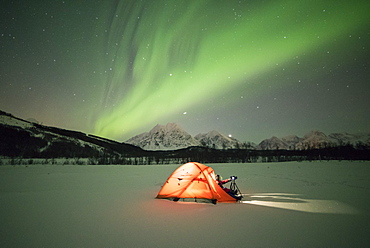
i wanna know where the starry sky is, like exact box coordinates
[1,0,369,143]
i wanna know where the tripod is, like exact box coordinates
[229,179,243,199]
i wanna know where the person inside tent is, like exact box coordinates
[216,174,242,200]
[216,175,232,193]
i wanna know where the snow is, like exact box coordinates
[1,161,369,247]
[0,114,34,129]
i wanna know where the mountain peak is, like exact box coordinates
[126,123,200,150]
[194,130,244,149]
[303,130,327,139]
[150,123,184,134]
[208,130,222,135]
[257,136,288,150]
[126,124,244,150]
[256,130,370,150]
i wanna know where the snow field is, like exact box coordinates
[0,161,369,247]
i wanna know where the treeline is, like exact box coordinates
[1,137,369,165]
[133,145,370,165]
[72,145,369,165]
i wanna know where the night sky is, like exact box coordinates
[1,0,369,143]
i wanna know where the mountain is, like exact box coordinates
[194,130,244,149]
[127,123,369,151]
[126,123,246,150]
[328,132,370,146]
[2,110,368,164]
[257,136,289,150]
[282,135,303,149]
[257,130,370,150]
[2,109,368,160]
[295,130,332,149]
[0,110,142,158]
[126,123,201,150]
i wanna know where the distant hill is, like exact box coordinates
[0,110,143,159]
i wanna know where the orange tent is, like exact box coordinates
[156,162,238,203]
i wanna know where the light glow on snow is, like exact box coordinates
[241,193,359,214]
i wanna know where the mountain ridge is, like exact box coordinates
[1,110,369,156]
[127,123,370,151]
[0,110,143,158]
[257,130,370,150]
[125,123,247,150]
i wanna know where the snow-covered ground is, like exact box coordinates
[1,161,369,247]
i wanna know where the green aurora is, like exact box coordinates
[1,0,368,143]
[93,0,369,140]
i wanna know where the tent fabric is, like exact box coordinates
[156,162,237,203]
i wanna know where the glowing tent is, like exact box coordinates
[156,162,238,203]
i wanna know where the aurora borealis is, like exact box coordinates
[1,0,369,143]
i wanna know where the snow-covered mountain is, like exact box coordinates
[126,123,246,150]
[126,123,201,150]
[257,130,370,150]
[258,136,290,150]
[128,122,370,151]
[0,110,142,158]
[194,130,244,149]
[3,109,368,157]
[296,130,332,149]
[328,132,369,146]
[282,135,303,149]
